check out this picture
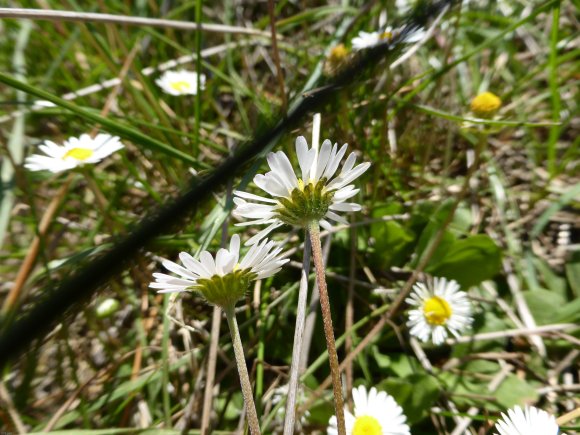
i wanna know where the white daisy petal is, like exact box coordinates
[322,143,348,180]
[314,139,333,181]
[199,251,217,276]
[254,173,288,197]
[267,151,299,191]
[296,136,316,181]
[179,252,211,277]
[233,190,278,204]
[494,405,560,435]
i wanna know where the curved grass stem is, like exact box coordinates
[308,221,346,435]
[224,304,261,435]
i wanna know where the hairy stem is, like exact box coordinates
[224,305,261,435]
[308,222,346,435]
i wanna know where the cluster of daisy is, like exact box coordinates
[23,68,205,174]
[326,389,562,434]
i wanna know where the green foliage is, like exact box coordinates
[523,289,566,325]
[1,0,577,432]
[427,235,502,288]
[494,374,539,409]
[380,374,441,423]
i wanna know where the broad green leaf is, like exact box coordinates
[381,373,441,423]
[494,374,539,408]
[554,297,580,324]
[428,234,502,288]
[533,256,567,298]
[371,220,415,268]
[565,250,580,297]
[371,345,391,369]
[412,200,457,268]
[453,311,509,355]
[522,289,566,325]
[387,353,415,378]
[439,372,494,409]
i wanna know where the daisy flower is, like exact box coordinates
[155,69,206,96]
[149,234,288,308]
[233,136,370,245]
[24,133,124,173]
[406,277,472,345]
[494,405,560,435]
[328,385,410,435]
[351,27,425,51]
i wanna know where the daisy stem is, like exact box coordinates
[308,221,346,435]
[282,231,311,435]
[224,304,262,435]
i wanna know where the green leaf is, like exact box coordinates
[412,200,457,269]
[452,311,509,355]
[371,220,415,268]
[565,250,580,298]
[371,345,391,369]
[533,256,567,298]
[387,353,415,378]
[522,289,566,325]
[554,297,580,324]
[448,205,473,236]
[381,374,441,423]
[428,235,502,288]
[494,374,539,408]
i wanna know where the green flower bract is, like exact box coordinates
[275,179,334,227]
[193,269,257,308]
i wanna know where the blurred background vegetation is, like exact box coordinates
[0,0,578,433]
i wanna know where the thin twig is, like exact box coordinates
[0,8,271,36]
[0,382,26,434]
[446,324,578,344]
[555,406,580,425]
[2,174,73,314]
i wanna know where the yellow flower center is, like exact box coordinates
[352,415,382,435]
[63,147,94,161]
[329,44,348,62]
[379,31,393,41]
[169,80,192,92]
[470,92,502,118]
[423,296,452,326]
